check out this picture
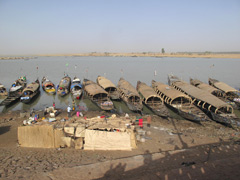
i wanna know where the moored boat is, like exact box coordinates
[83,79,114,111]
[20,79,40,104]
[0,83,8,97]
[57,75,71,97]
[42,77,56,95]
[190,78,238,109]
[0,76,26,106]
[152,80,209,122]
[209,78,240,109]
[117,78,143,112]
[9,76,27,94]
[136,81,169,117]
[169,75,240,127]
[71,77,83,99]
[96,76,120,100]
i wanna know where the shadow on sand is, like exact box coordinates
[0,125,11,135]
[95,140,240,180]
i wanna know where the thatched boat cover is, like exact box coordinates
[152,80,191,104]
[137,81,163,104]
[118,78,140,98]
[210,79,238,93]
[172,80,231,109]
[190,79,219,94]
[83,80,108,96]
[23,82,39,93]
[97,76,116,89]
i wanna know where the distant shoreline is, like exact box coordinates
[1,52,240,60]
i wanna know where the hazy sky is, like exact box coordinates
[0,0,240,55]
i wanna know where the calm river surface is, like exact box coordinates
[0,56,240,113]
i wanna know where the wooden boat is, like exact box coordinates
[9,76,27,94]
[42,77,56,95]
[96,76,120,100]
[136,81,169,117]
[169,75,240,127]
[0,92,22,106]
[83,79,114,111]
[0,76,27,106]
[71,77,83,99]
[57,76,71,96]
[117,78,143,112]
[152,80,209,122]
[20,79,40,104]
[0,83,8,97]
[190,78,238,109]
[209,78,240,109]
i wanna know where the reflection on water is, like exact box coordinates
[0,56,240,115]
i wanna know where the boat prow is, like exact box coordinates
[83,79,114,111]
[117,78,143,113]
[57,75,71,97]
[42,77,56,95]
[20,79,40,104]
[71,77,83,99]
[96,76,120,100]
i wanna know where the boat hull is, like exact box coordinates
[57,76,71,97]
[144,103,169,118]
[124,101,143,113]
[166,104,208,122]
[210,112,240,127]
[45,89,56,95]
[20,91,40,104]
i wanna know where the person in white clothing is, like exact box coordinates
[67,105,71,117]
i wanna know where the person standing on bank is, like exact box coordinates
[67,105,71,117]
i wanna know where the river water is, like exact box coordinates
[0,56,240,114]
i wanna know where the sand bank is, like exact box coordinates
[1,53,240,60]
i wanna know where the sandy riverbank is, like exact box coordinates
[1,52,240,60]
[0,109,240,179]
[40,52,240,59]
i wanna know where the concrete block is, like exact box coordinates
[75,138,83,149]
[61,137,73,147]
[64,127,75,136]
[75,126,85,137]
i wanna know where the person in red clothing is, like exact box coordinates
[138,117,143,129]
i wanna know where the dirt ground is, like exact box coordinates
[0,110,240,179]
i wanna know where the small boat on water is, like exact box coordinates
[42,77,56,95]
[152,80,209,122]
[96,76,120,100]
[9,76,27,94]
[117,78,143,112]
[168,74,240,127]
[0,83,8,97]
[57,75,71,97]
[71,77,83,99]
[20,79,40,104]
[209,78,240,109]
[83,79,114,111]
[190,78,238,109]
[136,81,169,117]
